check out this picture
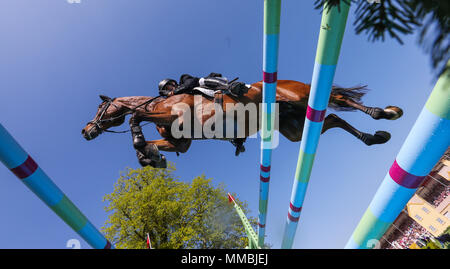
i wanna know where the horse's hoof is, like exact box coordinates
[142,144,162,162]
[136,146,165,168]
[139,159,153,167]
[136,150,152,167]
[153,155,167,168]
[361,131,391,146]
[383,106,403,120]
[374,131,391,143]
[137,155,166,169]
[235,145,246,156]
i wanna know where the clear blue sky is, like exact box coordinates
[0,0,437,249]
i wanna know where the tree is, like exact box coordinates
[315,0,449,78]
[101,164,257,249]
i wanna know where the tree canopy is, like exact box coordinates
[316,0,449,77]
[101,164,257,249]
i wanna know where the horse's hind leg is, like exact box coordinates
[322,114,391,146]
[343,99,403,120]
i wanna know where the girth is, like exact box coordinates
[214,90,224,111]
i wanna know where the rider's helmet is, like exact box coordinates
[158,79,178,96]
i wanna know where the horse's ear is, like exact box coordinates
[99,95,111,102]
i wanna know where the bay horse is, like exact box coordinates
[81,80,403,168]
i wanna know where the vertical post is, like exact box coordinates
[0,123,112,249]
[228,193,259,249]
[346,62,450,249]
[281,2,350,248]
[258,0,281,248]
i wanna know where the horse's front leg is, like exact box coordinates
[146,137,192,154]
[148,125,191,155]
[135,145,167,168]
[129,115,167,168]
[129,115,146,149]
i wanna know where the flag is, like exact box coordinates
[227,193,235,203]
[146,233,152,249]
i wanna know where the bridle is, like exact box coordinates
[87,96,161,135]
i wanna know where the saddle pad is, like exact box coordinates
[192,87,216,98]
[192,84,252,98]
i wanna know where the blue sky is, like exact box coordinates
[0,0,437,249]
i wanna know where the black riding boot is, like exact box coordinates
[199,77,249,97]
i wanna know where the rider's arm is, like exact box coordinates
[174,74,200,94]
[206,72,222,78]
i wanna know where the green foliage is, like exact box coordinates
[315,0,449,77]
[101,163,257,249]
[420,226,450,249]
[421,241,441,249]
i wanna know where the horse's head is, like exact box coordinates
[82,95,126,140]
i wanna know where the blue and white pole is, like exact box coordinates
[0,123,112,249]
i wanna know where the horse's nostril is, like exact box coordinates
[81,129,86,135]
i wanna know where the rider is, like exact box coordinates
[157,72,247,156]
[158,73,248,98]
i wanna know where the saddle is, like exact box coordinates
[190,83,249,157]
[191,80,251,99]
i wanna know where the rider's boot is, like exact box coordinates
[199,77,249,97]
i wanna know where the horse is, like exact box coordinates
[81,80,403,168]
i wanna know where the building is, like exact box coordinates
[379,148,450,249]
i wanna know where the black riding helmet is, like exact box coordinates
[158,79,178,96]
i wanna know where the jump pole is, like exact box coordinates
[258,0,281,248]
[0,123,112,249]
[345,62,450,249]
[228,193,259,249]
[281,2,350,248]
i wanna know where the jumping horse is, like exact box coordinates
[82,80,403,168]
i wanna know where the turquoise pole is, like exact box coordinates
[258,0,281,248]
[0,123,112,249]
[281,2,350,248]
[346,62,450,248]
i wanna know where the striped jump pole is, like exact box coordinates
[345,62,450,249]
[258,0,281,248]
[281,2,350,249]
[0,123,112,249]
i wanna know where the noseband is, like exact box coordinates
[87,96,161,134]
[87,99,125,134]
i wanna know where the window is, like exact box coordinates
[422,207,430,214]
[444,211,450,219]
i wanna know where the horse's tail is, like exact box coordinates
[328,85,369,111]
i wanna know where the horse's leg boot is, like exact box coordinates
[141,143,162,162]
[131,125,146,149]
[136,150,153,167]
[152,155,167,169]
